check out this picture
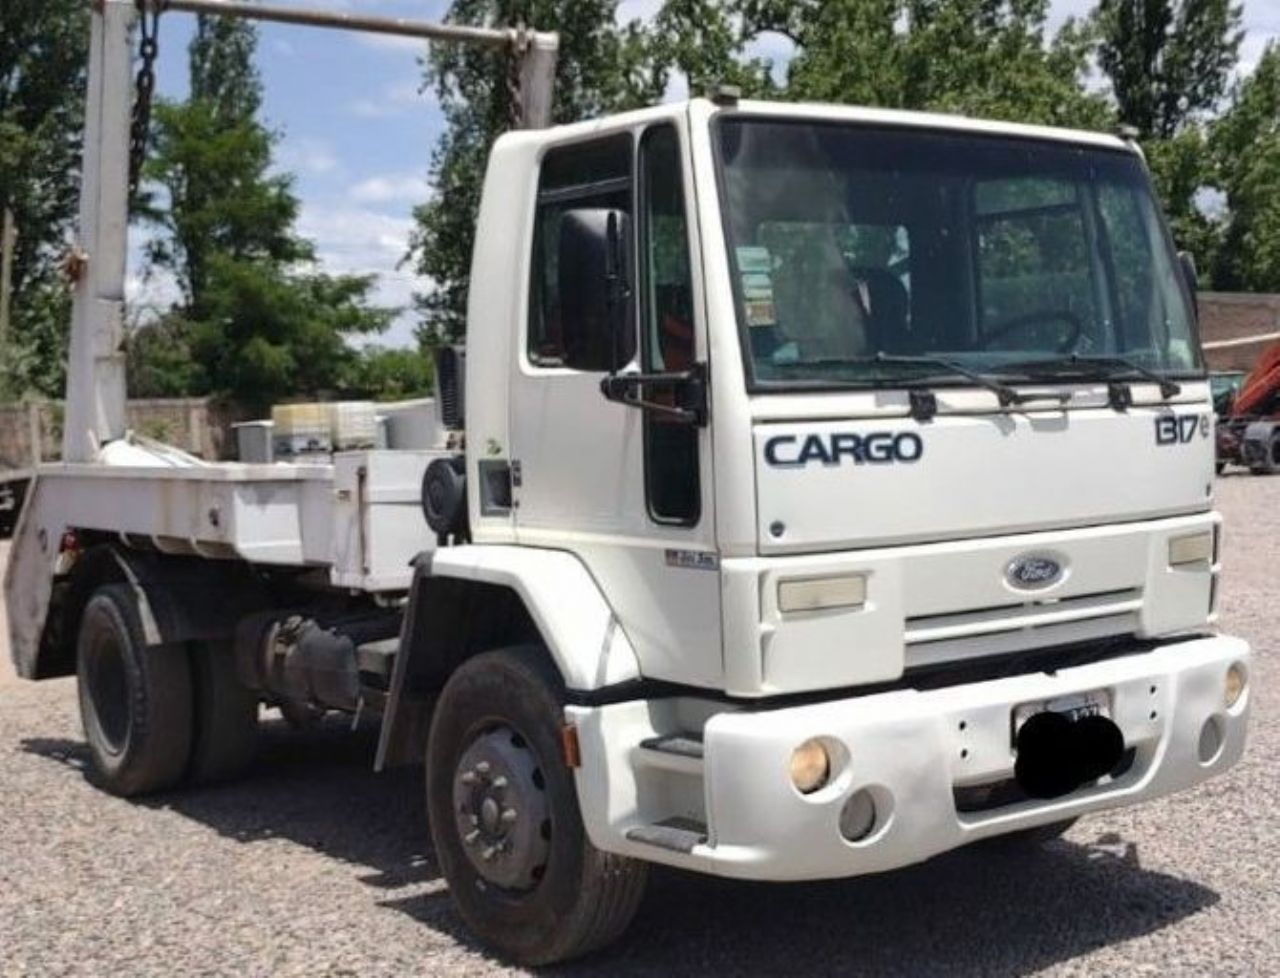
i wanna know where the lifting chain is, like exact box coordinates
[129,0,166,200]
[506,26,528,130]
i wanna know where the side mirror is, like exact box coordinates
[559,208,635,372]
[1178,251,1200,316]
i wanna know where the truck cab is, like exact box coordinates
[447,94,1247,886]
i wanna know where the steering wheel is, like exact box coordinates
[980,308,1084,354]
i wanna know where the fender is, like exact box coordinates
[375,545,643,769]
[428,544,643,690]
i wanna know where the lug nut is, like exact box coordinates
[460,771,478,785]
[464,829,480,846]
[481,846,497,862]
[476,761,491,775]
[501,808,518,824]
[492,775,509,790]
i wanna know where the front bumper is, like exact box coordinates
[569,634,1250,881]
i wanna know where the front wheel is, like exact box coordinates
[426,646,648,966]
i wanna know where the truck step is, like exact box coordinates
[639,733,704,759]
[625,817,708,854]
[636,733,705,776]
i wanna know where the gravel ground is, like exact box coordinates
[0,474,1276,977]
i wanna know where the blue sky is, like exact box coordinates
[129,0,1280,348]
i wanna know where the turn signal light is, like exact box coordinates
[1225,663,1247,708]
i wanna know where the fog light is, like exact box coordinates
[1169,531,1213,567]
[1225,663,1247,708]
[839,789,878,842]
[789,739,831,794]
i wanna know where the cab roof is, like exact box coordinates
[498,97,1136,157]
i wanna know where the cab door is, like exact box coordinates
[507,122,723,689]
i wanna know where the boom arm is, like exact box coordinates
[63,0,558,463]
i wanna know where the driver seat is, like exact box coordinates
[850,267,912,354]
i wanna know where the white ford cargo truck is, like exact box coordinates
[4,1,1251,966]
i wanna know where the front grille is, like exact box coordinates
[905,589,1143,669]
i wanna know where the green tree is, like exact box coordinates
[1097,0,1243,140]
[408,0,661,343]
[344,346,436,401]
[1211,43,1280,291]
[0,0,89,399]
[647,0,777,99]
[137,15,393,410]
[143,16,308,317]
[656,0,1111,128]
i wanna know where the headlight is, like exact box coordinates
[789,738,832,794]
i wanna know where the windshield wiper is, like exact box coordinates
[763,352,1069,419]
[873,353,1072,416]
[1009,354,1182,400]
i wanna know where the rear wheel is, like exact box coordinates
[188,640,259,785]
[76,584,192,797]
[426,646,648,966]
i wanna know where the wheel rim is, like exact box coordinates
[452,725,552,892]
[85,629,130,755]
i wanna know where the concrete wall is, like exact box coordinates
[0,398,235,470]
[1198,292,1280,373]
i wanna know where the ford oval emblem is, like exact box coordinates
[1006,554,1065,591]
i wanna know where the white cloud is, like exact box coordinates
[277,138,341,176]
[616,0,661,25]
[299,206,414,264]
[350,173,431,204]
[347,77,435,117]
[298,205,426,346]
[126,267,183,322]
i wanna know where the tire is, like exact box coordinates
[426,646,648,966]
[1267,434,1280,475]
[188,640,259,785]
[984,817,1078,849]
[76,584,193,797]
[1248,432,1280,475]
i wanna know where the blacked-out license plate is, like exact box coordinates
[1012,689,1111,743]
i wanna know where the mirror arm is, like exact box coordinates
[600,363,708,426]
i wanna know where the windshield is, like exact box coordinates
[715,118,1203,390]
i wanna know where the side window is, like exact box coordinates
[639,125,701,525]
[529,134,633,369]
[974,177,1100,352]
